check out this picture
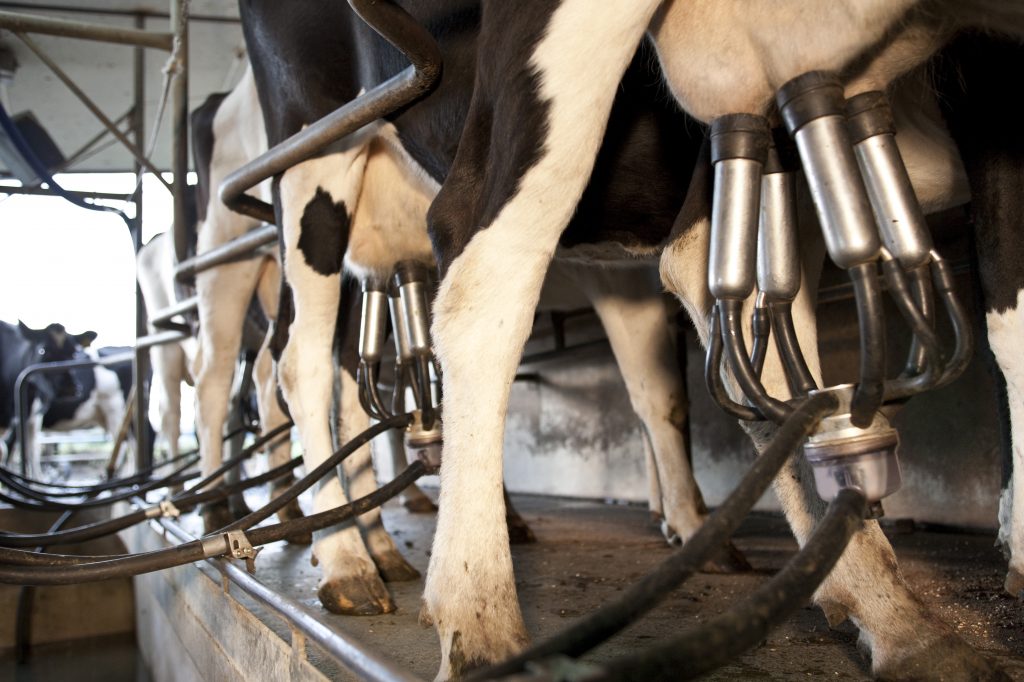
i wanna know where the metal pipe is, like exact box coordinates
[149,296,197,330]
[777,72,880,269]
[219,0,442,223]
[14,32,173,192]
[170,0,189,267]
[136,329,189,350]
[173,224,278,283]
[847,92,933,270]
[156,517,422,682]
[0,185,129,201]
[0,9,173,49]
[0,2,239,24]
[132,13,151,474]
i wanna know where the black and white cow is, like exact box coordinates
[240,0,1022,679]
[239,0,736,619]
[0,321,126,477]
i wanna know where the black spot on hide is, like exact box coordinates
[297,188,349,276]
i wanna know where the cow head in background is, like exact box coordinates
[16,321,97,402]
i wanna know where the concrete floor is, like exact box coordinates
[202,490,1024,681]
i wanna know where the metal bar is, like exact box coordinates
[0,184,129,201]
[0,2,240,24]
[136,329,190,351]
[219,0,442,223]
[59,109,133,170]
[154,516,424,682]
[174,224,278,283]
[0,9,173,50]
[132,12,151,473]
[150,296,198,329]
[170,0,189,267]
[14,353,136,470]
[14,32,174,192]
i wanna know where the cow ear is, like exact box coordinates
[17,320,45,342]
[74,331,98,348]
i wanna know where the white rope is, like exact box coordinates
[126,0,191,201]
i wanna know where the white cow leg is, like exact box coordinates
[423,2,663,676]
[149,343,184,460]
[336,369,419,582]
[252,259,308,543]
[192,257,263,532]
[278,149,393,616]
[988,292,1024,599]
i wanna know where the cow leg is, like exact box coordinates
[335,368,420,582]
[422,2,663,677]
[277,148,394,616]
[937,36,1024,600]
[192,256,264,531]
[149,342,184,460]
[251,257,309,542]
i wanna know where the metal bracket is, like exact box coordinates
[225,530,262,574]
[159,499,181,518]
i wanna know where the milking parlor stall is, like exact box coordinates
[0,0,1023,680]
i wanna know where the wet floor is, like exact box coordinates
[216,490,1024,681]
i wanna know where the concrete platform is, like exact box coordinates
[126,491,1024,681]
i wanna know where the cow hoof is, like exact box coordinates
[507,515,537,545]
[201,501,235,534]
[1004,567,1024,600]
[875,635,1010,681]
[818,600,850,628]
[374,550,421,582]
[403,496,438,514]
[700,541,752,574]
[649,510,664,528]
[318,575,395,616]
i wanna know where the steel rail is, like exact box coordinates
[173,224,278,283]
[136,329,190,350]
[219,0,442,224]
[12,353,135,473]
[0,9,173,50]
[0,2,240,24]
[14,32,174,192]
[149,296,198,330]
[149,513,424,682]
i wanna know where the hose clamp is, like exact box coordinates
[158,499,181,519]
[224,530,262,574]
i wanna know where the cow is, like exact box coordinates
[136,231,196,463]
[0,321,126,479]
[240,0,1024,678]
[238,0,749,619]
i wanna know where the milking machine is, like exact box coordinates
[704,72,972,517]
[357,260,443,473]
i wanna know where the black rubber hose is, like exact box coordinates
[0,447,300,548]
[357,361,389,421]
[932,256,974,388]
[220,412,413,533]
[720,299,792,423]
[0,450,200,509]
[245,461,425,545]
[0,462,426,585]
[468,391,838,681]
[0,545,123,566]
[183,420,294,492]
[749,304,771,378]
[704,305,764,422]
[592,488,866,682]
[902,265,935,377]
[848,262,886,427]
[0,455,200,503]
[769,301,818,396]
[881,259,943,400]
[0,447,198,494]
